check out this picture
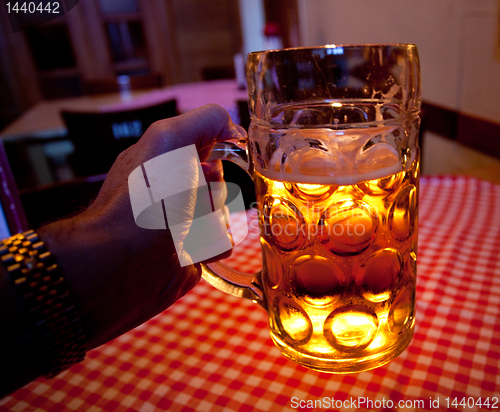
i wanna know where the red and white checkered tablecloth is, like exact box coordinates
[2,176,499,412]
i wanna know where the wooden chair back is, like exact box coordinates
[61,99,178,176]
[19,174,106,228]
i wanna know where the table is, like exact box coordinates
[0,80,248,142]
[1,176,500,411]
[100,80,248,124]
[0,80,248,187]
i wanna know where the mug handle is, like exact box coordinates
[201,139,264,306]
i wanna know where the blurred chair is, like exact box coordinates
[237,99,251,131]
[61,99,178,177]
[82,73,162,95]
[0,139,29,233]
[201,66,235,81]
[19,174,106,229]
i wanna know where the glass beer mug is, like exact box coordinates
[203,44,421,373]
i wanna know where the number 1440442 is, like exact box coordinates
[5,2,60,14]
[445,397,498,409]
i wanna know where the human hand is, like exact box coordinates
[39,104,246,350]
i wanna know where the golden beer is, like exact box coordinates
[203,45,421,374]
[254,156,418,373]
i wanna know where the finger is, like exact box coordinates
[201,160,224,183]
[178,265,202,300]
[141,104,246,162]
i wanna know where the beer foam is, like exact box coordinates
[256,161,403,185]
[251,125,411,185]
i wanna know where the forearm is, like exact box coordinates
[37,202,197,350]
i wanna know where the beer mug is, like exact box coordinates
[203,44,421,373]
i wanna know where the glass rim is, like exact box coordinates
[248,43,418,56]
